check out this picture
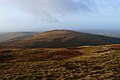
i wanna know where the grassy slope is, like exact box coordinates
[1,30,120,48]
[0,44,120,80]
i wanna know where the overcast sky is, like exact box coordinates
[0,0,120,32]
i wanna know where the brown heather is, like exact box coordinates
[0,44,120,80]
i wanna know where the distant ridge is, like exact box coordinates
[0,30,120,48]
[0,32,37,42]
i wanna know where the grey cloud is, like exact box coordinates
[2,0,120,22]
[6,0,93,22]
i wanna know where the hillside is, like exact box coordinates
[0,32,37,42]
[0,30,120,48]
[0,44,120,79]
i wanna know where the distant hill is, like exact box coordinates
[0,30,120,48]
[0,32,37,42]
[97,33,120,38]
[81,30,120,38]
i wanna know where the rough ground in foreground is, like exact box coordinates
[0,44,120,80]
